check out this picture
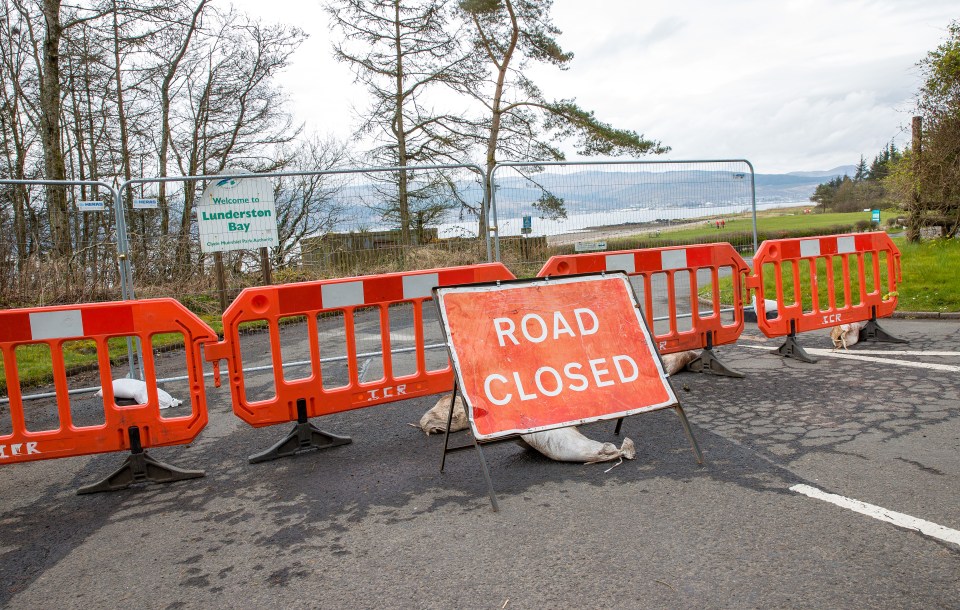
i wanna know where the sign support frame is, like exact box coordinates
[433,272,706,512]
[439,381,502,512]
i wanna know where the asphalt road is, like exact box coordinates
[0,317,958,609]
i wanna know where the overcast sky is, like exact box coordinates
[229,0,957,174]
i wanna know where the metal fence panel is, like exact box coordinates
[488,159,758,278]
[0,179,130,308]
[119,164,490,312]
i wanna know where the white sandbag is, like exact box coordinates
[751,296,779,318]
[830,320,868,349]
[95,378,183,409]
[519,427,636,463]
[416,394,635,464]
[417,393,468,435]
[661,350,699,375]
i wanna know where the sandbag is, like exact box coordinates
[661,350,699,374]
[417,393,468,435]
[518,427,636,463]
[95,378,183,409]
[417,393,636,464]
[830,320,868,349]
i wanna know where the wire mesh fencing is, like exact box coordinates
[489,160,758,278]
[119,164,490,313]
[0,179,129,308]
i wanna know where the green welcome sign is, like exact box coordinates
[197,173,278,253]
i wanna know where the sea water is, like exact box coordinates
[435,200,811,239]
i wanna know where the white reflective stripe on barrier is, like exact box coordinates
[402,273,439,299]
[29,310,84,340]
[605,253,635,273]
[800,239,821,257]
[661,249,687,270]
[837,236,856,254]
[321,281,364,308]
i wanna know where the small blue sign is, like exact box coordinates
[521,215,532,235]
[871,209,880,224]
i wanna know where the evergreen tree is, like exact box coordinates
[326,0,477,245]
[455,0,667,232]
[854,155,868,182]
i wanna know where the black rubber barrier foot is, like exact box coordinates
[685,348,745,378]
[248,421,352,464]
[248,398,352,464]
[77,427,204,495]
[774,335,818,363]
[860,318,908,344]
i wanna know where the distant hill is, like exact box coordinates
[786,166,856,179]
[330,165,844,231]
[493,169,830,205]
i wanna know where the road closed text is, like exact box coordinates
[482,307,641,406]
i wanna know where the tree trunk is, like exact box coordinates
[476,0,518,239]
[111,3,141,270]
[159,1,206,238]
[393,1,410,246]
[39,0,71,257]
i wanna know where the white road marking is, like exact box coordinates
[806,349,960,357]
[791,484,960,547]
[742,345,960,372]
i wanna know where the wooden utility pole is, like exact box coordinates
[260,247,272,285]
[214,252,227,313]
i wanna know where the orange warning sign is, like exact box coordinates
[435,274,678,440]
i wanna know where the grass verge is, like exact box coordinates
[703,237,960,313]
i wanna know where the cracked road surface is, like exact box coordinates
[0,318,958,609]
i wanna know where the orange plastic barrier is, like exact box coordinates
[537,243,749,376]
[746,231,903,361]
[205,264,516,460]
[0,299,217,491]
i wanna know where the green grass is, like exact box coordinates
[895,238,960,312]
[604,208,876,252]
[704,237,960,313]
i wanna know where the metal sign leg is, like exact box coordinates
[674,405,705,465]
[472,438,500,512]
[440,383,460,472]
[438,382,500,511]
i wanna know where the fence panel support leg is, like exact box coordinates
[861,307,907,344]
[248,398,352,464]
[774,320,817,363]
[686,334,744,378]
[77,426,204,494]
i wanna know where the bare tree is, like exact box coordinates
[166,7,305,270]
[270,135,350,268]
[327,0,477,244]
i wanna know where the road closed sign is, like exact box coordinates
[435,273,678,440]
[197,173,278,253]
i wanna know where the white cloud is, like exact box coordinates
[229,0,956,173]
